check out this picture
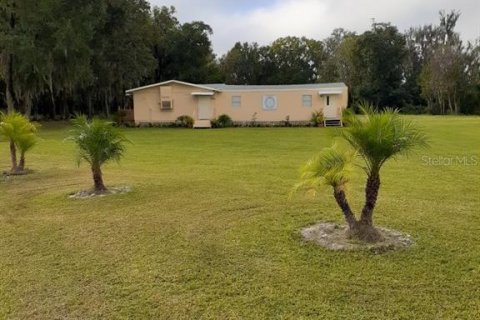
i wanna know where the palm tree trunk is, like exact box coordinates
[91,165,107,193]
[9,140,18,172]
[333,183,383,243]
[333,187,357,229]
[18,151,25,171]
[351,173,383,242]
[360,174,380,225]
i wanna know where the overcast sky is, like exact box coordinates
[148,0,480,55]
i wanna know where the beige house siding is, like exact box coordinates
[129,81,348,124]
[133,84,211,123]
[215,89,347,122]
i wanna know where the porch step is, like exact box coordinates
[193,119,212,128]
[324,118,343,127]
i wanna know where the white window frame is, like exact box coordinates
[231,96,241,108]
[262,96,278,111]
[302,95,312,107]
[325,95,330,106]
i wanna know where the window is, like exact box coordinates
[302,95,312,107]
[231,96,241,108]
[326,95,330,106]
[263,96,277,111]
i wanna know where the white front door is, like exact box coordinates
[197,97,212,120]
[324,105,337,118]
[323,95,338,118]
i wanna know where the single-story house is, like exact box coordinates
[125,80,348,127]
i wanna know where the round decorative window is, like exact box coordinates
[263,96,277,110]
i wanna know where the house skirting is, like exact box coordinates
[134,120,315,128]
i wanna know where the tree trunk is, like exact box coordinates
[332,183,383,243]
[21,95,32,118]
[91,165,107,193]
[5,53,16,113]
[447,94,453,114]
[87,93,93,118]
[24,103,32,119]
[18,152,25,171]
[453,89,459,114]
[347,221,383,243]
[48,75,57,119]
[353,173,383,242]
[9,140,18,173]
[360,174,380,225]
[62,92,68,119]
[5,4,17,113]
[333,187,357,230]
[104,91,110,118]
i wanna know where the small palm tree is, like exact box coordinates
[16,133,38,171]
[295,105,428,242]
[0,112,38,173]
[68,115,128,193]
[293,144,358,228]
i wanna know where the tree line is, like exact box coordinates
[1,1,479,118]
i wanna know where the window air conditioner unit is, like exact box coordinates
[160,100,173,110]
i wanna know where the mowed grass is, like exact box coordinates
[0,116,479,319]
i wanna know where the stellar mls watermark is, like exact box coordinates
[421,154,479,166]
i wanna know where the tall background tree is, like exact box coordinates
[0,5,478,116]
[318,28,356,84]
[267,36,325,84]
[151,6,220,84]
[90,0,155,118]
[220,42,265,85]
[349,23,407,107]
[0,0,50,115]
[0,2,219,118]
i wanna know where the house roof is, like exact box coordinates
[125,80,221,94]
[204,83,346,91]
[125,80,346,94]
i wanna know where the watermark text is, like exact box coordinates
[421,155,478,166]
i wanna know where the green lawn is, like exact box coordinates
[1,116,479,319]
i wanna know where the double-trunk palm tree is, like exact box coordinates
[68,115,128,193]
[295,105,427,242]
[16,133,37,171]
[0,112,38,173]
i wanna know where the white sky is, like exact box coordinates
[148,0,480,55]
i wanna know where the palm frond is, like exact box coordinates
[0,112,39,147]
[339,104,428,175]
[291,144,355,198]
[16,133,38,153]
[67,115,129,167]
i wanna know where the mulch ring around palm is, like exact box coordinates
[68,186,132,199]
[301,222,414,254]
[3,170,31,176]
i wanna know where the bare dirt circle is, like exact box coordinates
[68,186,132,199]
[301,222,414,253]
